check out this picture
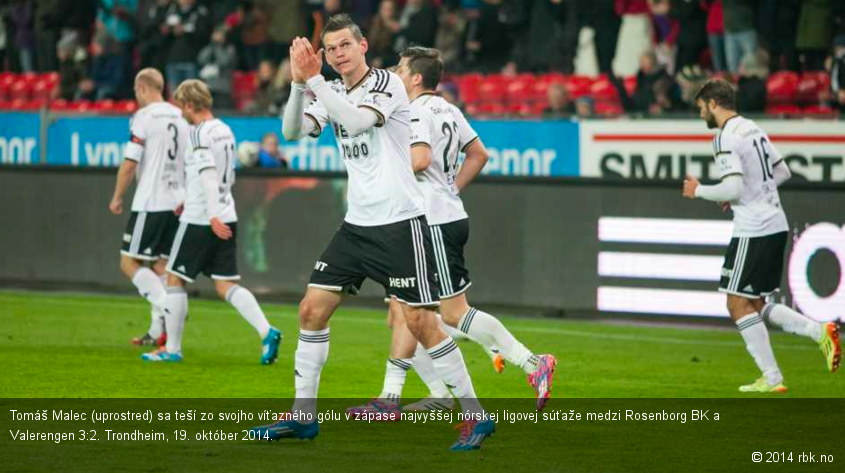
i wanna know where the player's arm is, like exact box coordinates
[409,107,432,172]
[772,159,791,185]
[110,159,137,214]
[110,119,146,214]
[281,83,319,141]
[411,144,432,172]
[453,110,487,191]
[455,139,489,191]
[192,133,232,240]
[684,134,743,201]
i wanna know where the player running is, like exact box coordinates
[346,47,556,417]
[683,79,840,393]
[249,15,494,451]
[110,68,188,348]
[142,79,281,365]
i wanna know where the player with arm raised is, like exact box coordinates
[683,79,840,393]
[347,47,557,416]
[110,68,187,348]
[141,79,281,365]
[250,15,494,451]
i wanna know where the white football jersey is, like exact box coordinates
[410,94,479,226]
[304,68,425,227]
[181,119,238,225]
[714,116,788,237]
[124,101,189,212]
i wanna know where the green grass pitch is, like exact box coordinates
[1,290,841,472]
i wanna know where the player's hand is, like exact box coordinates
[292,37,323,80]
[174,203,184,216]
[682,174,699,199]
[289,43,305,83]
[719,201,731,212]
[109,197,123,215]
[210,217,233,240]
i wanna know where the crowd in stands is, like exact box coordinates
[1,0,844,118]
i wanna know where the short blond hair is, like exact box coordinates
[135,68,164,92]
[173,79,213,111]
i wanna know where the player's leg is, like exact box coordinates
[347,299,416,417]
[729,295,786,392]
[214,279,282,365]
[141,272,187,362]
[402,303,495,450]
[143,258,168,345]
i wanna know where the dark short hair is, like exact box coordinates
[400,46,443,90]
[321,14,364,42]
[693,79,736,110]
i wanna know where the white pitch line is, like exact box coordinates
[0,293,816,352]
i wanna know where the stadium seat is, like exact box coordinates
[506,76,533,105]
[30,80,56,101]
[802,104,837,117]
[796,71,830,104]
[49,99,70,111]
[765,104,802,116]
[594,101,624,116]
[456,73,483,104]
[477,78,508,104]
[68,100,92,113]
[115,100,138,114]
[590,75,618,101]
[0,73,16,100]
[475,102,506,116]
[766,71,799,104]
[566,75,594,99]
[9,79,33,101]
[93,100,117,113]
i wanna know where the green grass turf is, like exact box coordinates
[0,290,840,399]
[1,290,842,473]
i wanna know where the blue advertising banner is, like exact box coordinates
[42,114,581,176]
[0,112,41,165]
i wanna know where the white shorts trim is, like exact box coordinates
[120,250,159,262]
[128,211,147,256]
[165,222,188,274]
[389,295,440,308]
[440,282,472,300]
[308,283,344,292]
[166,268,195,284]
[211,274,242,281]
[718,288,776,300]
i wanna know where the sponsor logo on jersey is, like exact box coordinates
[389,277,417,289]
[314,261,328,272]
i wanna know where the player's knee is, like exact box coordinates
[726,296,753,319]
[119,256,139,278]
[298,297,327,327]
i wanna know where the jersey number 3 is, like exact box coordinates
[167,123,179,161]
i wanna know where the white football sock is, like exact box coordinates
[163,286,187,354]
[291,328,329,424]
[762,303,823,343]
[379,358,411,403]
[132,267,167,309]
[458,307,538,374]
[427,336,487,420]
[225,285,271,339]
[148,306,165,339]
[413,343,451,398]
[736,313,783,385]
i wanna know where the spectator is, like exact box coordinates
[670,0,707,71]
[34,0,60,72]
[434,4,466,71]
[139,0,172,73]
[703,0,725,71]
[575,0,621,75]
[722,0,757,74]
[367,0,401,68]
[97,0,138,96]
[517,0,569,73]
[613,0,652,76]
[615,50,671,113]
[163,0,212,92]
[829,35,845,112]
[648,0,678,74]
[267,58,293,114]
[257,132,288,168]
[675,63,707,108]
[574,96,594,117]
[543,82,575,116]
[198,26,237,109]
[796,0,833,71]
[235,0,270,71]
[757,0,800,72]
[10,0,35,72]
[56,33,88,100]
[56,0,97,52]
[262,0,305,63]
[465,0,516,73]
[736,51,768,113]
[245,59,282,114]
[437,81,463,109]
[394,0,439,53]
[0,16,6,70]
[78,28,125,100]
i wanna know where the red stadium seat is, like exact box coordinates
[796,71,830,104]
[506,76,534,104]
[802,104,837,117]
[41,72,60,85]
[93,99,116,113]
[565,75,594,99]
[766,71,799,104]
[476,102,506,116]
[456,73,483,103]
[530,80,550,102]
[9,79,33,101]
[765,104,802,116]
[68,100,92,113]
[590,75,618,101]
[50,99,70,111]
[623,76,637,97]
[594,101,624,116]
[30,79,57,101]
[541,72,567,85]
[477,77,508,103]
